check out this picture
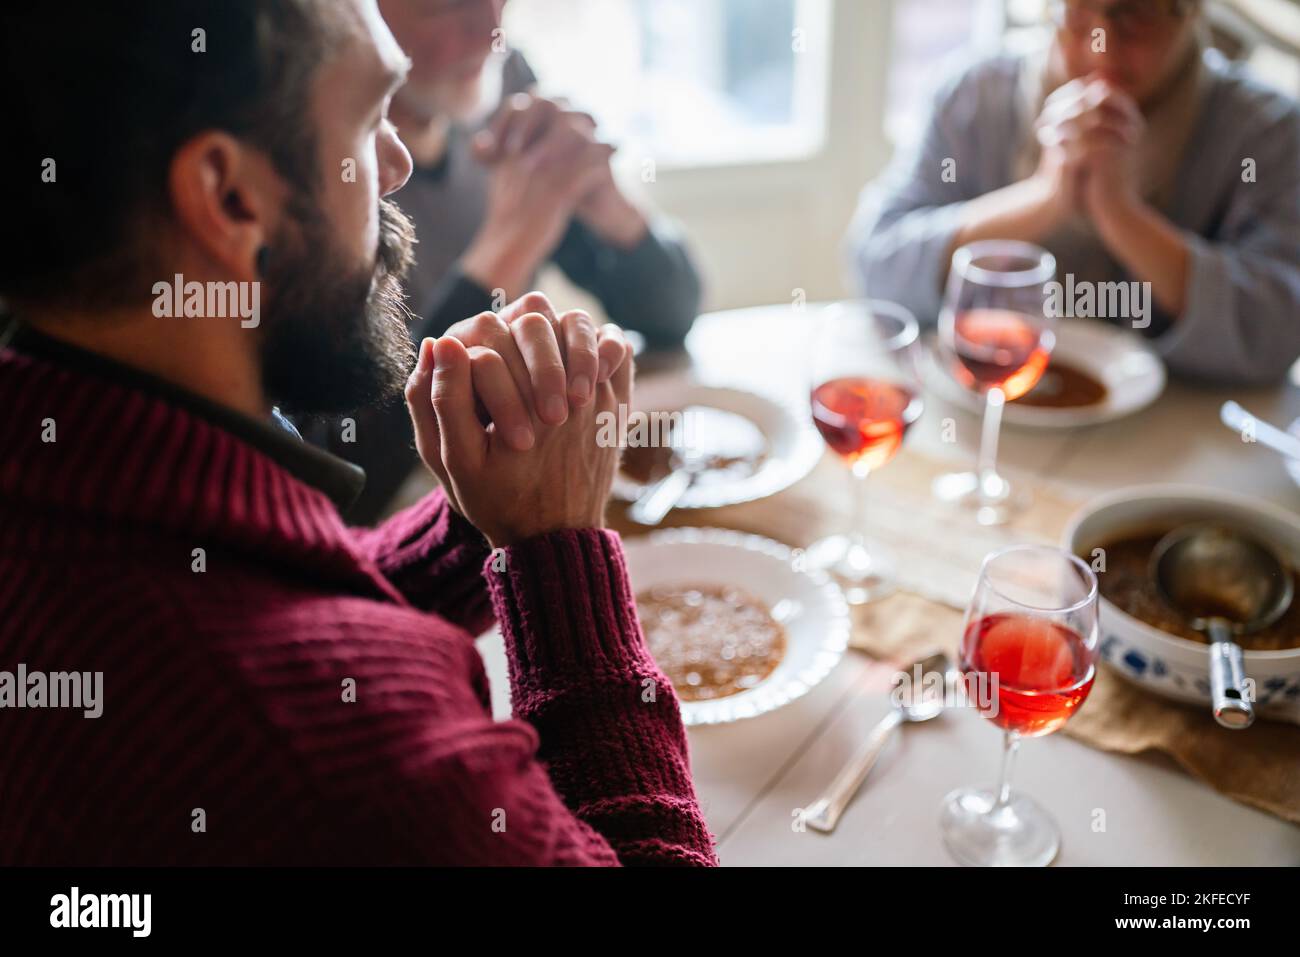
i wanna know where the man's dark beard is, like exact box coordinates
[260,197,417,416]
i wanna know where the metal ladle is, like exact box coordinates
[1151,524,1294,730]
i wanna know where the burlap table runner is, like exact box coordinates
[614,450,1300,825]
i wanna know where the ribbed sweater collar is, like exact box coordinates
[3,322,366,512]
[0,338,390,595]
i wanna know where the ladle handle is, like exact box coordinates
[1207,620,1254,730]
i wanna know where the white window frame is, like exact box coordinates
[608,0,899,309]
[542,1,1003,312]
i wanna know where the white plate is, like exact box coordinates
[921,318,1166,429]
[611,376,824,510]
[622,528,850,725]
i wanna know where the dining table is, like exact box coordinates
[471,302,1300,865]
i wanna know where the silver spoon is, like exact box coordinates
[1220,401,1300,462]
[626,406,767,526]
[1151,524,1294,730]
[803,651,952,833]
[627,445,709,526]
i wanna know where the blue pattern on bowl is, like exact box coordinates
[1100,632,1300,711]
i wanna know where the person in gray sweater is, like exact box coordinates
[848,0,1300,387]
[307,0,702,523]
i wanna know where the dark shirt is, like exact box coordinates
[395,51,702,350]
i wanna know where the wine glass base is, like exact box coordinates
[939,787,1060,867]
[931,471,1030,527]
[803,534,896,605]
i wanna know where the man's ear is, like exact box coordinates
[168,132,282,282]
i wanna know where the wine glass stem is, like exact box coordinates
[977,387,1005,502]
[993,730,1021,810]
[849,459,871,544]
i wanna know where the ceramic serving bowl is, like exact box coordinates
[1063,485,1300,724]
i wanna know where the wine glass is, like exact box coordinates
[931,241,1056,526]
[940,545,1098,867]
[805,300,923,604]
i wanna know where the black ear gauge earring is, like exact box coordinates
[255,245,270,277]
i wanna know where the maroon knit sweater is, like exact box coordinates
[0,344,717,866]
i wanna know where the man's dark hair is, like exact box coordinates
[0,1,345,308]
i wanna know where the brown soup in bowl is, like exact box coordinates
[636,584,787,701]
[1097,530,1300,651]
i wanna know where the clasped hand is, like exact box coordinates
[1033,73,1145,222]
[405,291,633,549]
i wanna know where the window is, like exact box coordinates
[884,0,1004,144]
[502,0,832,169]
